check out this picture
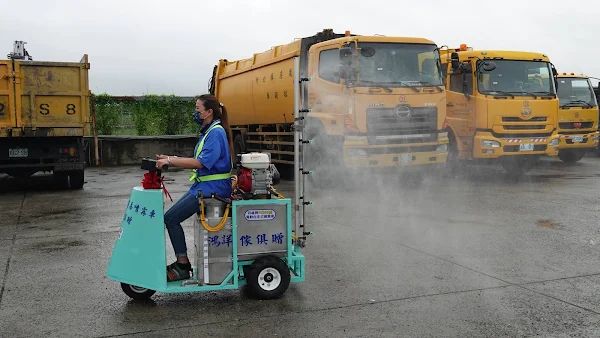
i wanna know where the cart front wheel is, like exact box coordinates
[246,255,291,300]
[120,283,156,300]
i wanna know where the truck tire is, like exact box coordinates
[233,134,244,160]
[69,170,85,189]
[558,150,585,163]
[304,119,341,189]
[499,156,535,176]
[445,132,460,171]
[53,172,69,189]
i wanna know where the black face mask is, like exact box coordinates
[193,110,204,125]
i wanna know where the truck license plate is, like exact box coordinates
[519,143,534,151]
[572,136,584,143]
[397,154,413,163]
[8,148,28,158]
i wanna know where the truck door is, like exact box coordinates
[0,60,16,132]
[446,64,476,156]
[308,44,348,125]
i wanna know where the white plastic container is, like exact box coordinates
[240,152,270,169]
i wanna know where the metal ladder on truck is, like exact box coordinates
[293,56,313,248]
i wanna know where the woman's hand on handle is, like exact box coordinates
[156,154,168,160]
[156,158,170,169]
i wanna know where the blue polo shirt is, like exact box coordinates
[189,119,232,199]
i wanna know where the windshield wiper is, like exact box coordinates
[530,91,556,98]
[562,99,593,108]
[511,91,538,99]
[359,80,393,93]
[412,81,444,92]
[480,90,515,98]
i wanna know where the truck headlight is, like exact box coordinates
[481,140,501,148]
[347,149,368,158]
[549,138,559,146]
[436,144,448,153]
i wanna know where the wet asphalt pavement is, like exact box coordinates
[1,156,600,337]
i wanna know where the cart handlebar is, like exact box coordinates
[141,157,168,173]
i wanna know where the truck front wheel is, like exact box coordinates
[304,120,342,189]
[499,156,535,176]
[558,150,585,163]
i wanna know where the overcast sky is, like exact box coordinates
[2,0,598,96]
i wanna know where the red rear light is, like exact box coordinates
[237,168,252,192]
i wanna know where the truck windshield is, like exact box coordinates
[557,77,598,108]
[356,42,443,88]
[477,60,555,96]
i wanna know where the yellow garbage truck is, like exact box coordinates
[0,41,91,188]
[209,29,448,181]
[555,73,599,162]
[439,45,560,175]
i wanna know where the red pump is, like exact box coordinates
[237,167,253,193]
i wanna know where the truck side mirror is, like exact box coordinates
[460,63,473,73]
[481,62,496,72]
[339,46,354,65]
[462,73,470,98]
[451,52,460,70]
[339,65,356,86]
[339,46,356,85]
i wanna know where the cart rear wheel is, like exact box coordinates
[246,255,291,300]
[120,283,156,300]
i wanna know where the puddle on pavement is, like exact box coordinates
[536,219,561,229]
[533,174,567,180]
[33,238,86,252]
[36,208,80,217]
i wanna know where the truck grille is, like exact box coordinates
[558,122,594,129]
[366,106,437,144]
[503,125,546,130]
[502,117,547,122]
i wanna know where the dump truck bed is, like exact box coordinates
[0,55,90,137]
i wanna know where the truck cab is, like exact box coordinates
[305,35,448,172]
[440,45,560,175]
[555,73,599,162]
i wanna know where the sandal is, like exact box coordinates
[166,262,192,282]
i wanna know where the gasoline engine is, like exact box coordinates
[233,152,281,200]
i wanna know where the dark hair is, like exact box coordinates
[195,94,234,159]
